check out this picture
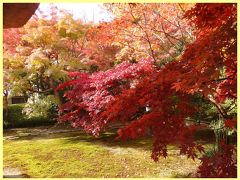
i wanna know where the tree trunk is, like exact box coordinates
[49,78,62,106]
[3,91,9,120]
[213,117,229,152]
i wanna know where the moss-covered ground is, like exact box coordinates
[3,126,214,178]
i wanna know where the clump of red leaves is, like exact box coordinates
[57,59,155,136]
[198,141,237,178]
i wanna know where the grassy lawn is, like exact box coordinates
[3,127,214,178]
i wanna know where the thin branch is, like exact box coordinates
[152,27,183,42]
[178,4,186,14]
[26,88,53,94]
[206,96,228,118]
[128,4,157,63]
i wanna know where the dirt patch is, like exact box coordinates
[104,146,136,155]
[3,167,30,178]
[3,125,82,140]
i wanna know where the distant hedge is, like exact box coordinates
[3,104,56,129]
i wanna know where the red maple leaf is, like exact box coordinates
[224,119,237,129]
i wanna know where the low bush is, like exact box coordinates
[3,104,56,129]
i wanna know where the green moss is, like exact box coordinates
[4,130,205,178]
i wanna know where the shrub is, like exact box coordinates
[23,95,58,120]
[3,103,56,129]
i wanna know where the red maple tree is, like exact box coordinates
[58,3,237,177]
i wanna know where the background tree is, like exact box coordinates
[3,5,94,119]
[89,3,194,66]
[3,6,92,105]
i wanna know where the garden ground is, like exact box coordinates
[3,125,214,178]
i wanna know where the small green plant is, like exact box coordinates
[23,94,58,119]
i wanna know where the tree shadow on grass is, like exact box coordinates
[4,127,154,151]
[4,126,217,152]
[62,132,154,151]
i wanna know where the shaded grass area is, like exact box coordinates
[4,127,214,178]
